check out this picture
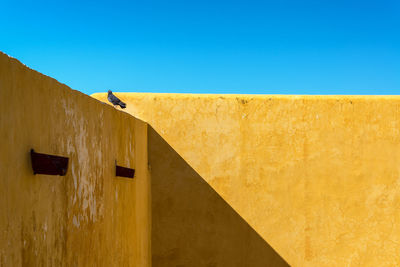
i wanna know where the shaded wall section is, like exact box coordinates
[0,52,151,266]
[92,92,400,266]
[148,127,288,266]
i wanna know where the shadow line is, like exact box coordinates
[148,127,289,267]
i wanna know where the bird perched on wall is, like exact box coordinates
[107,90,126,109]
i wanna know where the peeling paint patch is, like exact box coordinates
[72,216,80,228]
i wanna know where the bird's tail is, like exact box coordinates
[119,101,126,109]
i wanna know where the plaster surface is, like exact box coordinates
[93,92,400,266]
[148,127,288,266]
[1,52,151,266]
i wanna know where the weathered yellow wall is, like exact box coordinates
[93,92,400,266]
[0,52,151,266]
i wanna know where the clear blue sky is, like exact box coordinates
[1,0,399,95]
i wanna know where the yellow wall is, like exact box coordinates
[148,126,288,266]
[0,52,151,266]
[93,92,400,266]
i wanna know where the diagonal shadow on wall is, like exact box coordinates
[148,127,289,267]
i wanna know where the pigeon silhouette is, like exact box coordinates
[107,90,126,109]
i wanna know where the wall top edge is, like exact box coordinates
[91,92,400,101]
[0,51,143,121]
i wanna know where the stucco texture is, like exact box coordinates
[148,127,288,266]
[92,92,400,266]
[0,52,151,266]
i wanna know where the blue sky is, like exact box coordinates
[1,0,399,95]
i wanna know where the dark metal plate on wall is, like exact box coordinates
[30,149,69,176]
[116,164,135,178]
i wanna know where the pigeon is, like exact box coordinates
[107,90,126,109]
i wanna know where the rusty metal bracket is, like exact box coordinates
[115,161,135,178]
[30,149,69,176]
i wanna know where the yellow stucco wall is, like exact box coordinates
[148,126,288,266]
[0,52,151,266]
[93,92,400,266]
